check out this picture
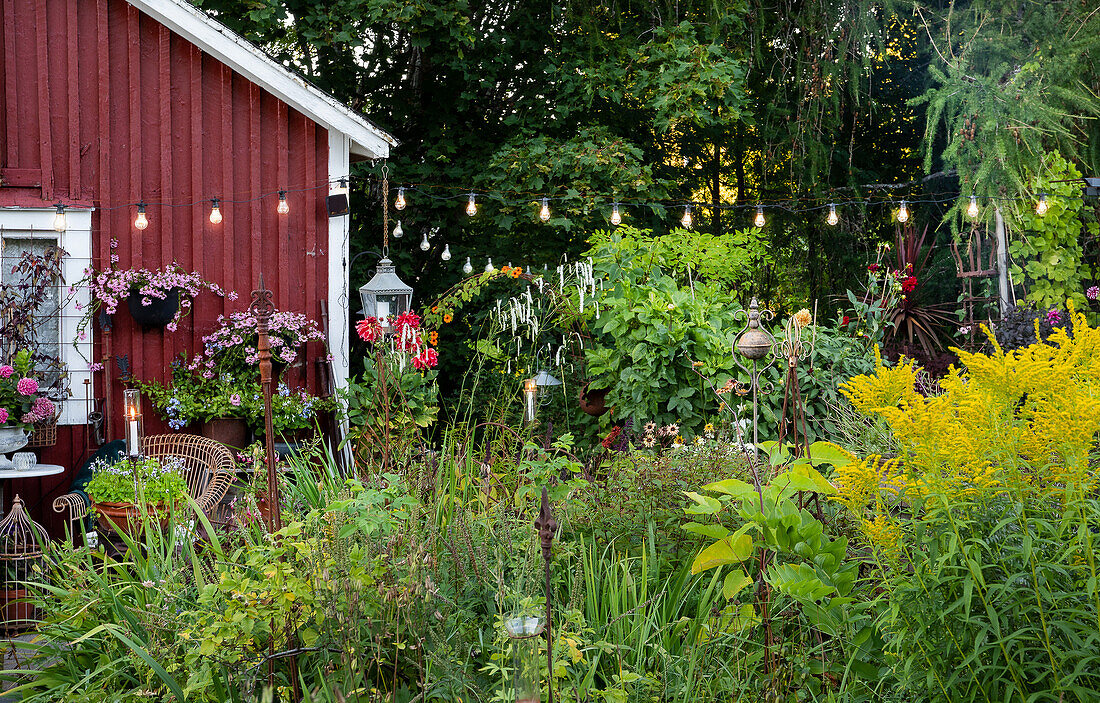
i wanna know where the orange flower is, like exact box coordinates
[443,313,453,324]
[429,331,439,345]
[431,305,438,313]
[500,265,511,275]
[510,268,521,278]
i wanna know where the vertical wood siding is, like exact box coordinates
[0,0,332,535]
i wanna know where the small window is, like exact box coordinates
[0,209,92,425]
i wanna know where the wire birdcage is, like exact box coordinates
[0,495,47,631]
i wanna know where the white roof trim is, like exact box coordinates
[128,0,396,159]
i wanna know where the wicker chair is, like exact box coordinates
[53,434,236,535]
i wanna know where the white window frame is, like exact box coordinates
[0,207,93,425]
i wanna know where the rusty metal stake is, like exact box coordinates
[250,275,282,533]
[534,486,556,703]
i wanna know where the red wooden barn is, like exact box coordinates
[0,0,394,534]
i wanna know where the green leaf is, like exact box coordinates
[722,570,754,600]
[691,533,754,574]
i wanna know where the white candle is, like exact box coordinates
[376,301,390,323]
[126,418,140,455]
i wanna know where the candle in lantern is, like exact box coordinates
[123,388,143,457]
[523,378,538,424]
[376,301,391,324]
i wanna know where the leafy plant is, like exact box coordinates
[0,350,55,430]
[85,455,189,505]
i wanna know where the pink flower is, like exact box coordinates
[202,371,214,379]
[16,378,38,396]
[0,408,7,424]
[0,366,12,379]
[229,393,242,407]
[1088,286,1099,301]
[357,317,383,343]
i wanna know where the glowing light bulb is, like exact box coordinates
[209,198,223,225]
[52,203,67,232]
[610,202,621,226]
[395,187,406,210]
[134,203,149,230]
[754,206,765,228]
[485,258,495,272]
[277,191,290,215]
[539,198,551,222]
[419,231,430,251]
[466,193,477,216]
[462,257,473,275]
[966,195,979,219]
[392,220,403,239]
[681,205,693,228]
[826,203,838,226]
[441,243,452,261]
[1035,193,1048,216]
[896,200,909,224]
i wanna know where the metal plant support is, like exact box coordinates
[775,308,819,514]
[732,297,778,481]
[533,486,557,703]
[250,276,282,534]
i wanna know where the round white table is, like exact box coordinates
[0,463,65,517]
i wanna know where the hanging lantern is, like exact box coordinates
[123,388,144,458]
[359,258,413,329]
[523,378,538,424]
[533,370,562,397]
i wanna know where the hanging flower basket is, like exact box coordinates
[25,409,60,448]
[127,287,181,328]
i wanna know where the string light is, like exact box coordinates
[441,243,452,261]
[680,205,693,228]
[395,186,406,210]
[1035,193,1049,216]
[826,203,838,226]
[485,258,495,272]
[966,195,980,219]
[896,200,910,224]
[419,231,430,251]
[134,202,149,230]
[209,198,223,225]
[462,257,473,274]
[466,193,477,216]
[52,203,67,232]
[754,206,765,228]
[277,191,290,215]
[392,220,404,239]
[539,198,551,222]
[610,202,621,226]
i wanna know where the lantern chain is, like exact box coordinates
[382,163,390,258]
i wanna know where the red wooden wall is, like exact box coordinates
[0,0,333,535]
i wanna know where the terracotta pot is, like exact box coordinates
[127,287,181,328]
[578,383,610,417]
[92,501,175,537]
[1,588,35,632]
[201,417,250,449]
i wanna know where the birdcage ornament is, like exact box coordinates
[0,495,47,631]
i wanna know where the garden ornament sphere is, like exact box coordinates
[736,298,772,360]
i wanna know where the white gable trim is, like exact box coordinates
[128,0,395,159]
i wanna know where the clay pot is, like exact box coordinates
[1,588,35,632]
[92,501,175,537]
[201,417,250,449]
[578,383,610,417]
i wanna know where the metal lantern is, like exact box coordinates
[358,257,413,329]
[123,388,144,457]
[504,613,546,703]
[523,378,538,424]
[0,496,46,632]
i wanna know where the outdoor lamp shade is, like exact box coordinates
[359,257,413,328]
[123,388,143,457]
[534,370,562,397]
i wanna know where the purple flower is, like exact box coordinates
[0,366,12,379]
[229,393,242,407]
[0,408,7,424]
[16,378,38,396]
[1046,309,1063,326]
[1088,286,1099,301]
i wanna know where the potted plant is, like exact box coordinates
[79,255,236,334]
[0,350,56,465]
[84,455,189,537]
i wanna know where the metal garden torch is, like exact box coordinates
[523,378,538,424]
[123,388,143,457]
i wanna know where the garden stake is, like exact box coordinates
[534,486,556,703]
[250,276,282,533]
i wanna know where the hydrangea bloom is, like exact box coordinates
[0,366,12,378]
[21,396,54,423]
[0,408,7,424]
[16,378,38,396]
